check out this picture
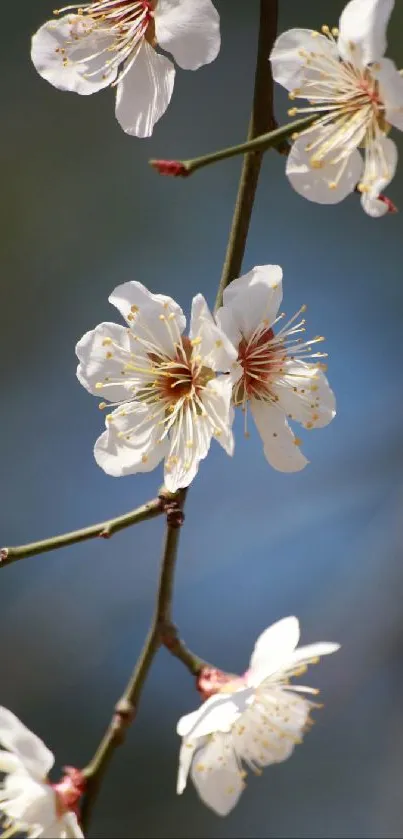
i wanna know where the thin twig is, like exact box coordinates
[0,498,164,566]
[150,115,316,178]
[80,490,206,831]
[215,0,279,310]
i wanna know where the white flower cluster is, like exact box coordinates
[76,267,335,491]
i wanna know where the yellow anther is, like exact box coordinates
[127,313,134,321]
[106,351,113,359]
[331,27,339,36]
[288,107,298,117]
[159,314,165,321]
[291,132,299,141]
[328,182,337,190]
[141,454,148,463]
[306,421,313,429]
[106,414,114,423]
[321,24,330,34]
[102,337,112,346]
[310,158,324,169]
[95,382,104,390]
[215,339,223,348]
[98,402,107,410]
[130,305,139,313]
[191,337,202,346]
[293,437,302,446]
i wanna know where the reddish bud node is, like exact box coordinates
[0,549,8,562]
[196,666,238,700]
[99,529,112,539]
[151,159,189,177]
[52,767,86,817]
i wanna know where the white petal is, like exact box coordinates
[270,29,339,93]
[248,617,300,687]
[240,687,310,764]
[215,306,242,350]
[76,322,133,402]
[31,16,117,95]
[286,135,363,204]
[375,57,403,130]
[338,0,394,65]
[288,642,340,669]
[155,0,220,70]
[360,135,398,217]
[177,737,201,794]
[2,779,59,831]
[0,750,23,774]
[164,403,213,493]
[0,708,54,780]
[177,691,251,739]
[190,735,244,816]
[60,812,84,838]
[220,265,283,341]
[251,400,308,472]
[115,40,175,137]
[201,375,235,456]
[190,294,237,371]
[94,405,168,477]
[273,363,336,429]
[108,280,185,356]
[360,194,389,217]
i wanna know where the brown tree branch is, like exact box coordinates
[215,0,279,310]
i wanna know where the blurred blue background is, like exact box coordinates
[1,1,403,836]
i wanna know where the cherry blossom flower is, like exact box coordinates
[270,0,403,215]
[0,706,84,837]
[76,281,237,492]
[31,0,220,137]
[215,265,335,473]
[177,617,339,816]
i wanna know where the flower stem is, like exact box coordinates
[0,498,164,566]
[150,114,315,179]
[80,489,206,832]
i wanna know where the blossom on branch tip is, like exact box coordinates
[177,617,339,816]
[215,265,335,473]
[31,0,220,138]
[270,0,403,216]
[0,706,84,837]
[76,281,237,492]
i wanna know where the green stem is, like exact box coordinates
[0,498,164,566]
[166,115,315,182]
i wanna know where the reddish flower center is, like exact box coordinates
[52,767,86,819]
[234,326,285,405]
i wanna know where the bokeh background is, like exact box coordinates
[1,1,403,836]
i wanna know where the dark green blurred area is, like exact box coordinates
[1,2,403,837]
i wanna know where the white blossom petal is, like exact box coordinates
[375,57,403,130]
[109,280,186,355]
[338,0,394,66]
[177,691,251,739]
[164,402,212,492]
[270,29,339,93]
[286,137,364,204]
[115,40,175,138]
[155,0,220,70]
[31,16,117,95]
[190,735,244,816]
[190,294,237,371]
[201,376,235,456]
[60,812,84,838]
[272,363,336,429]
[177,736,201,794]
[361,135,398,216]
[220,265,283,341]
[248,617,300,687]
[286,135,363,204]
[94,406,169,477]
[288,642,341,669]
[251,400,308,472]
[0,708,54,781]
[76,322,133,402]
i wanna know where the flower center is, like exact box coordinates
[55,1,156,83]
[235,325,285,406]
[148,337,215,407]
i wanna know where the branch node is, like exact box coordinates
[0,549,8,563]
[99,529,112,539]
[150,159,189,177]
[112,699,136,743]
